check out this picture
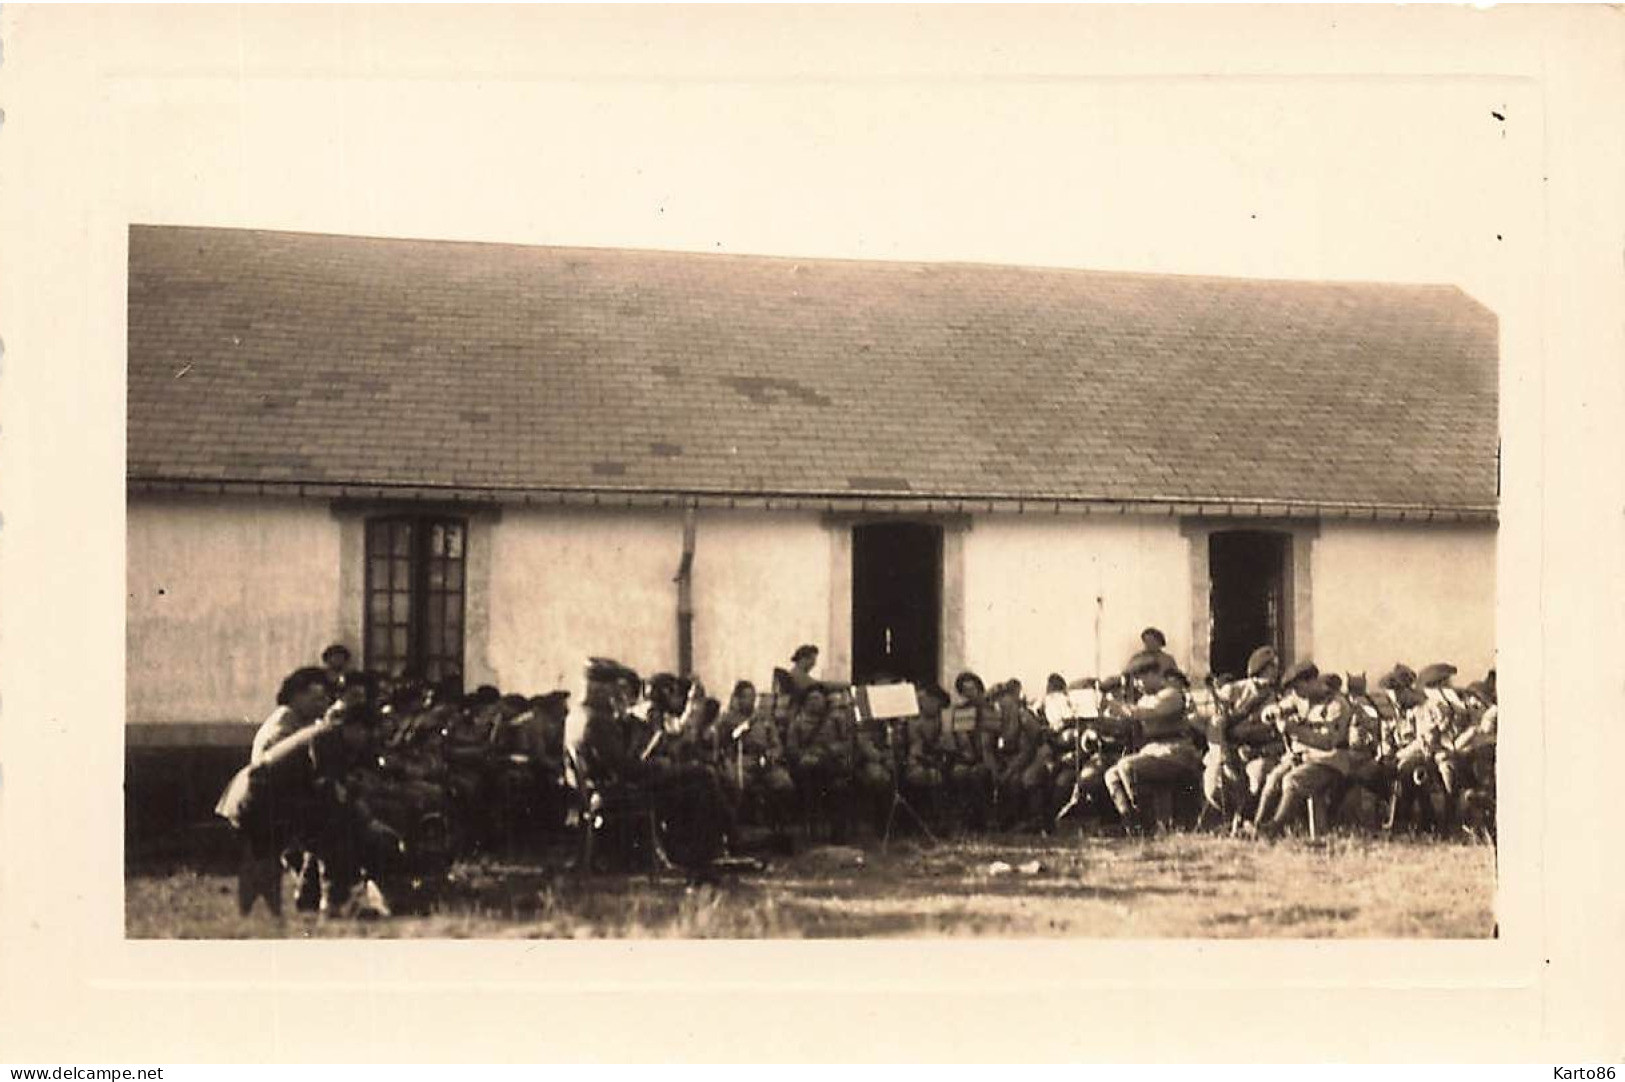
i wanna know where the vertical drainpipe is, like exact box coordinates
[675,505,697,677]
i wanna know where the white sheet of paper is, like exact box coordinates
[862,682,919,719]
[1067,687,1102,720]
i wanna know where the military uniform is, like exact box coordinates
[941,694,996,830]
[1204,646,1283,820]
[786,694,855,835]
[1384,664,1458,833]
[1450,691,1497,832]
[1257,675,1355,835]
[1102,674,1200,829]
[988,691,1053,830]
[902,707,951,824]
[718,703,795,829]
[851,713,899,835]
[1336,683,1394,826]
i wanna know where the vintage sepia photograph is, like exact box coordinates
[10,0,1625,1065]
[111,10,1518,944]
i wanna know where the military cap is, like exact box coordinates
[1246,646,1279,678]
[1125,651,1163,676]
[1418,662,1458,687]
[791,644,820,663]
[1140,627,1168,648]
[953,670,986,695]
[1281,660,1320,687]
[917,682,952,708]
[1323,673,1343,692]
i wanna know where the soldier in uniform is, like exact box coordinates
[1337,674,1394,828]
[1136,627,1180,677]
[320,643,353,689]
[490,689,572,842]
[1256,663,1355,838]
[783,644,828,702]
[1205,646,1283,825]
[903,683,953,827]
[574,657,645,844]
[717,680,795,835]
[1102,652,1200,833]
[638,673,688,782]
[1450,681,1498,834]
[944,672,997,831]
[1409,662,1476,832]
[1384,663,1455,833]
[851,690,900,838]
[988,680,1054,831]
[785,685,855,839]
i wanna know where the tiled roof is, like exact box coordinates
[127,225,1498,514]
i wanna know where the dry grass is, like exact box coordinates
[126,829,1496,939]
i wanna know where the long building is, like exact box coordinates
[126,224,1498,759]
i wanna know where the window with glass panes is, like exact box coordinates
[364,517,467,686]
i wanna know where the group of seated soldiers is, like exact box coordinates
[216,633,1499,917]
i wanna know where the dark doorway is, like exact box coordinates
[851,522,943,687]
[1208,530,1290,681]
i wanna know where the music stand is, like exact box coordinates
[856,684,939,851]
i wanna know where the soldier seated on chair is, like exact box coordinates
[942,672,997,832]
[903,682,953,828]
[785,685,855,841]
[988,679,1053,833]
[1205,646,1284,824]
[1102,652,1201,834]
[851,690,901,839]
[718,680,795,836]
[1450,680,1498,834]
[1255,662,1356,839]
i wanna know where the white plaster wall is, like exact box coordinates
[691,510,833,690]
[485,507,679,693]
[1311,521,1497,679]
[127,495,343,725]
[961,514,1192,691]
[486,507,835,694]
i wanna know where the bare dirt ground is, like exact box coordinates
[126,830,1496,939]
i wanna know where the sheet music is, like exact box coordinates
[863,682,920,719]
[1067,687,1102,720]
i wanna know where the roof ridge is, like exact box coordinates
[126,222,1487,299]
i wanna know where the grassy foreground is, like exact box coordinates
[126,830,1496,939]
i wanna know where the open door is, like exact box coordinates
[851,522,943,687]
[1208,529,1290,680]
